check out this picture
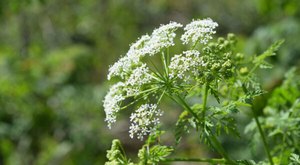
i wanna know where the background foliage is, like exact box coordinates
[0,0,299,164]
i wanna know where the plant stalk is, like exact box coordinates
[200,83,236,164]
[162,157,228,164]
[202,82,209,123]
[251,108,274,165]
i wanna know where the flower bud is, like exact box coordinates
[227,33,236,41]
[212,63,221,71]
[239,67,249,75]
[235,53,244,60]
[223,60,232,69]
[218,37,225,44]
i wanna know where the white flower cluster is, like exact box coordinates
[129,104,163,140]
[127,34,151,61]
[104,18,220,139]
[169,50,204,80]
[181,18,218,45]
[104,71,153,129]
[147,22,183,55]
[105,22,182,129]
[126,64,152,86]
[125,64,152,96]
[107,22,182,80]
[107,56,134,80]
[103,82,126,129]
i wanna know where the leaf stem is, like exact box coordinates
[202,82,209,123]
[175,95,237,165]
[117,140,128,162]
[162,157,227,164]
[176,95,200,121]
[251,108,274,165]
[161,51,169,77]
[200,83,235,164]
[191,38,201,49]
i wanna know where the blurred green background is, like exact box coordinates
[0,0,299,164]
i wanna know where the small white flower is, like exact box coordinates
[107,56,135,80]
[103,82,126,129]
[107,22,182,80]
[129,104,163,140]
[126,64,152,86]
[104,19,220,137]
[181,18,218,45]
[169,50,204,80]
[146,22,183,56]
[124,86,140,96]
[126,35,151,61]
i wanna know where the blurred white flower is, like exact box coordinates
[181,18,218,45]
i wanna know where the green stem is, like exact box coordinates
[161,51,169,78]
[208,132,233,162]
[279,135,286,164]
[251,108,274,165]
[120,88,159,110]
[191,38,201,49]
[117,141,129,162]
[125,87,159,98]
[157,89,166,104]
[167,47,170,66]
[200,83,234,164]
[200,83,228,160]
[176,95,200,121]
[202,82,209,123]
[162,157,228,164]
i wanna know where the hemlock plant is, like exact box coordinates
[103,18,299,164]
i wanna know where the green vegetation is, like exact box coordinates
[0,0,299,164]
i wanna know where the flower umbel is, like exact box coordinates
[169,50,204,80]
[104,17,286,165]
[129,104,163,140]
[104,18,219,140]
[103,82,125,129]
[181,18,218,45]
[146,22,183,56]
[107,22,182,80]
[126,64,152,86]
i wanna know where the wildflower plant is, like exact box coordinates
[102,18,297,164]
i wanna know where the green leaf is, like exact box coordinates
[148,145,173,163]
[289,153,300,164]
[175,111,191,145]
[137,146,147,165]
[244,119,256,134]
[253,39,284,67]
[236,160,256,165]
[138,145,173,165]
[210,87,221,103]
[146,130,164,145]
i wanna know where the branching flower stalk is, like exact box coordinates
[103,18,284,165]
